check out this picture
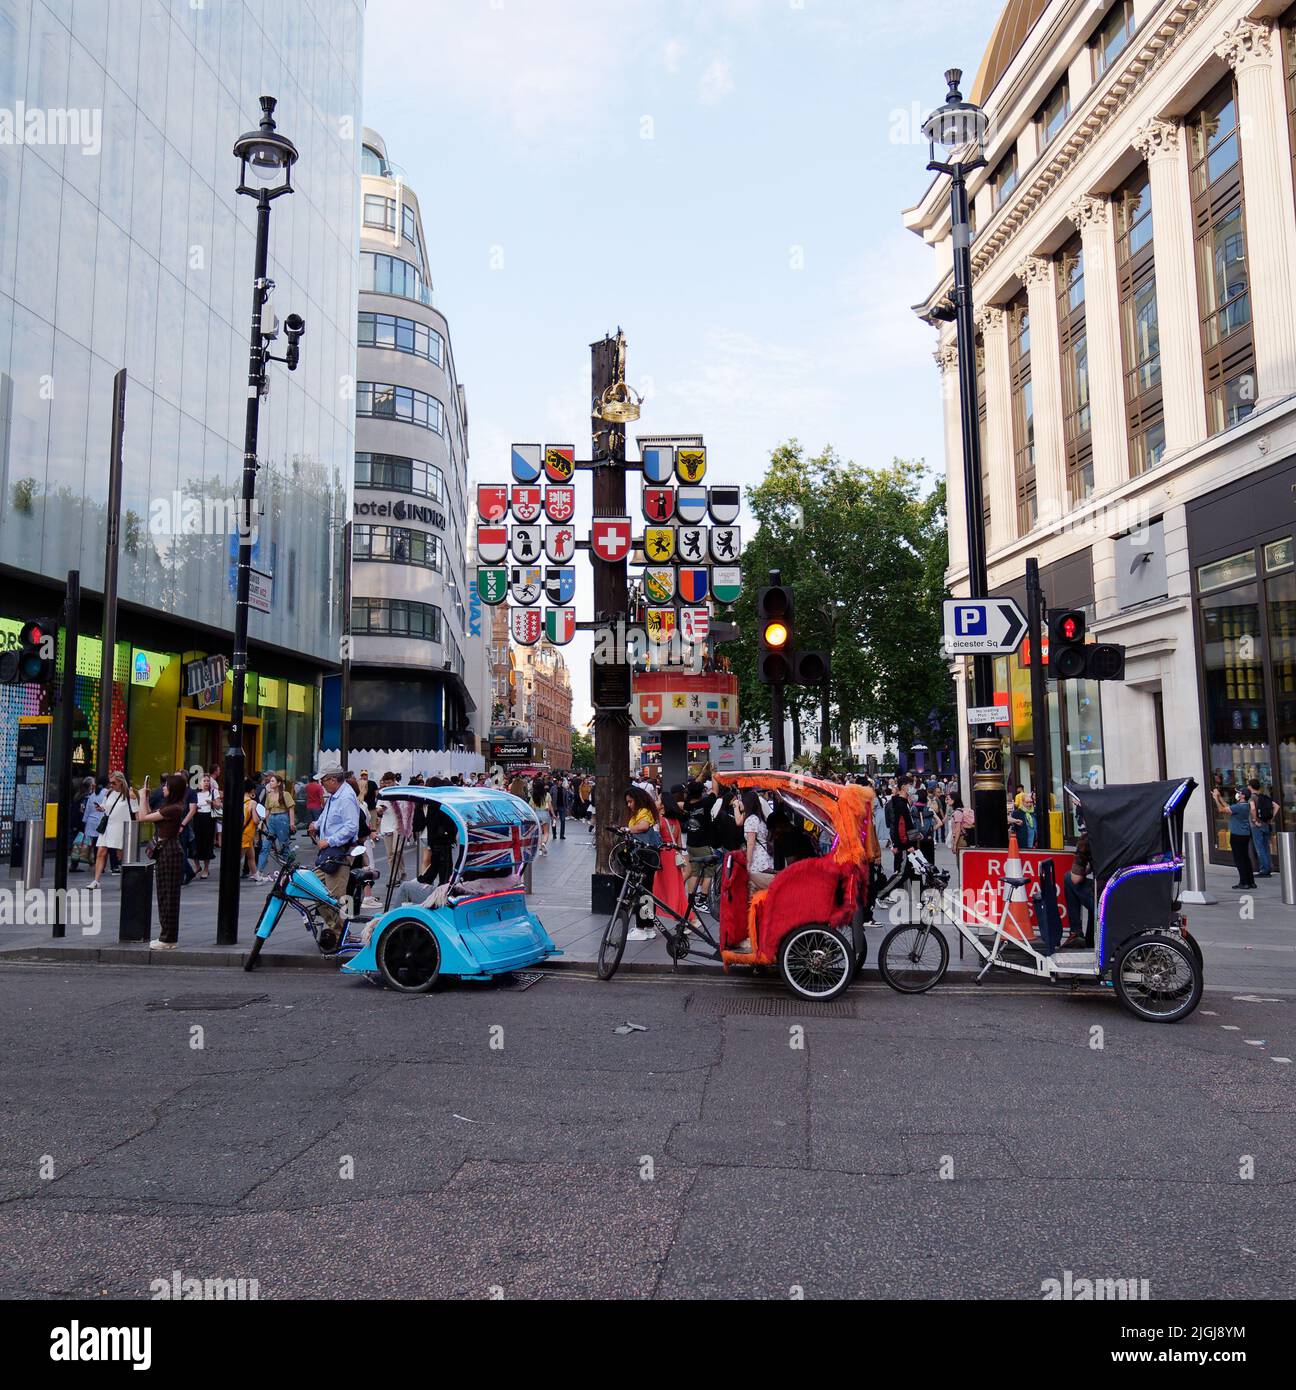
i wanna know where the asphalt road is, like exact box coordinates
[1,960,1293,1300]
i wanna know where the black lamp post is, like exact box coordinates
[922,69,1008,848]
[217,96,305,946]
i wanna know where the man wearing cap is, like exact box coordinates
[309,766,361,931]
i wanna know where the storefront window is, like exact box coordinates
[1265,537,1293,572]
[1198,549,1256,592]
[1199,583,1268,852]
[1268,571,1296,831]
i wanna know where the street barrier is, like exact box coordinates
[118,863,153,942]
[21,827,44,892]
[122,820,141,865]
[1180,831,1217,905]
[1279,831,1296,908]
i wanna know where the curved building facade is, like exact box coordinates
[347,129,473,753]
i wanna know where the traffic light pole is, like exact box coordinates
[770,682,785,772]
[1026,558,1051,849]
[53,569,80,939]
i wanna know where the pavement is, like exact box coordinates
[3,829,1295,994]
[0,957,1291,1299]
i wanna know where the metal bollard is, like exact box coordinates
[21,825,43,892]
[1180,831,1217,906]
[122,820,141,865]
[1279,831,1296,908]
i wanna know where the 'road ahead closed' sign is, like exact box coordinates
[942,599,1027,655]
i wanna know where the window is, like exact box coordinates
[361,145,390,177]
[354,452,446,501]
[1056,236,1092,503]
[360,251,432,306]
[991,148,1018,209]
[1188,81,1256,435]
[1008,293,1035,533]
[1036,78,1070,152]
[363,193,395,230]
[353,524,442,571]
[402,204,417,245]
[352,598,443,642]
[1115,166,1166,476]
[356,382,445,435]
[358,312,445,366]
[1091,1,1135,78]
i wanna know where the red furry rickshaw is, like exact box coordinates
[596,772,876,1002]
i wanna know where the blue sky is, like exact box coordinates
[361,0,1001,725]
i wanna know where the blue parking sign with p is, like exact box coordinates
[955,605,987,636]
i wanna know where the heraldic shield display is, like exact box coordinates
[591,517,632,562]
[509,567,542,605]
[477,484,508,522]
[545,607,575,645]
[544,525,576,563]
[477,525,508,564]
[643,526,675,563]
[510,607,542,645]
[478,567,508,605]
[510,484,542,521]
[544,567,576,605]
[544,445,575,482]
[544,485,575,521]
[511,443,542,482]
[644,566,675,603]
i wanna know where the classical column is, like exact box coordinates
[1016,255,1066,530]
[1068,195,1127,496]
[1216,19,1296,401]
[1132,118,1206,453]
[936,340,969,578]
[976,305,1015,553]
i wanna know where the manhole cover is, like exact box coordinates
[496,971,545,992]
[146,993,269,1011]
[686,993,857,1018]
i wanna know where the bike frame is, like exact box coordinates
[611,860,720,960]
[253,854,362,957]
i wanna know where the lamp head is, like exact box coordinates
[921,67,988,166]
[234,95,299,197]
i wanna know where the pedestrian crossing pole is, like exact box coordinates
[590,333,631,890]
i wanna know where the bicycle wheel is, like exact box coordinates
[878,922,949,994]
[598,898,631,981]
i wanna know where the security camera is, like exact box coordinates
[283,313,305,370]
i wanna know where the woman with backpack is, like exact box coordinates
[1249,779,1276,878]
[913,789,939,863]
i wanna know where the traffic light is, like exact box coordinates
[757,579,793,684]
[1085,642,1126,682]
[0,619,55,685]
[793,650,830,686]
[1047,608,1087,680]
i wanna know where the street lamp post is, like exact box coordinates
[922,69,1008,847]
[217,96,305,946]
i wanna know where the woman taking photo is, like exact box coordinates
[531,776,553,855]
[192,773,220,878]
[255,770,296,881]
[137,774,188,949]
[89,772,137,888]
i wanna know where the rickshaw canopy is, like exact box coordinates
[1065,778,1194,888]
[377,785,541,881]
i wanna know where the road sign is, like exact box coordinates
[942,598,1026,654]
[967,703,1010,726]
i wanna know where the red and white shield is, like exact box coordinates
[510,485,542,522]
[477,526,508,564]
[545,525,576,563]
[681,608,710,644]
[639,694,663,726]
[544,485,575,521]
[590,517,632,562]
[477,485,508,522]
[510,607,542,645]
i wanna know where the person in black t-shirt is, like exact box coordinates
[680,780,717,904]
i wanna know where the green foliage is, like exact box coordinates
[570,727,596,772]
[732,441,953,754]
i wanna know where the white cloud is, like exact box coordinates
[663,37,686,75]
[698,57,735,106]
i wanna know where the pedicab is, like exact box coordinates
[596,772,876,1001]
[245,785,559,991]
[877,776,1205,1022]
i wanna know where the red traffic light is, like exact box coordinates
[1060,617,1078,641]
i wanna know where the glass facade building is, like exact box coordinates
[0,0,363,840]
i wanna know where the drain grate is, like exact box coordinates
[687,993,857,1018]
[496,971,546,992]
[146,993,269,1011]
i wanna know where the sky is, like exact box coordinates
[360,0,1002,727]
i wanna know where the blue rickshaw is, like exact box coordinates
[245,785,559,992]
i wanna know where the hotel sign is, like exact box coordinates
[354,498,446,529]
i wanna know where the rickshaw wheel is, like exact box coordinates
[376,919,441,993]
[1112,931,1202,1023]
[598,903,631,981]
[778,927,855,1002]
[877,923,949,994]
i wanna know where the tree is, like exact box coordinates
[732,442,953,759]
[570,727,595,772]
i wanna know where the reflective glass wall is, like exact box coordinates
[0,0,363,664]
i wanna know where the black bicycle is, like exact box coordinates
[597,835,719,980]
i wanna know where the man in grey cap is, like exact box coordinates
[308,766,362,940]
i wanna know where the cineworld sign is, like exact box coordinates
[354,499,446,529]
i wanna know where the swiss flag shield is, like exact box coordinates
[545,485,575,521]
[590,517,632,562]
[639,694,663,726]
[477,485,508,522]
[510,485,542,522]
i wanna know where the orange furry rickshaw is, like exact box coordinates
[713,773,877,1001]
